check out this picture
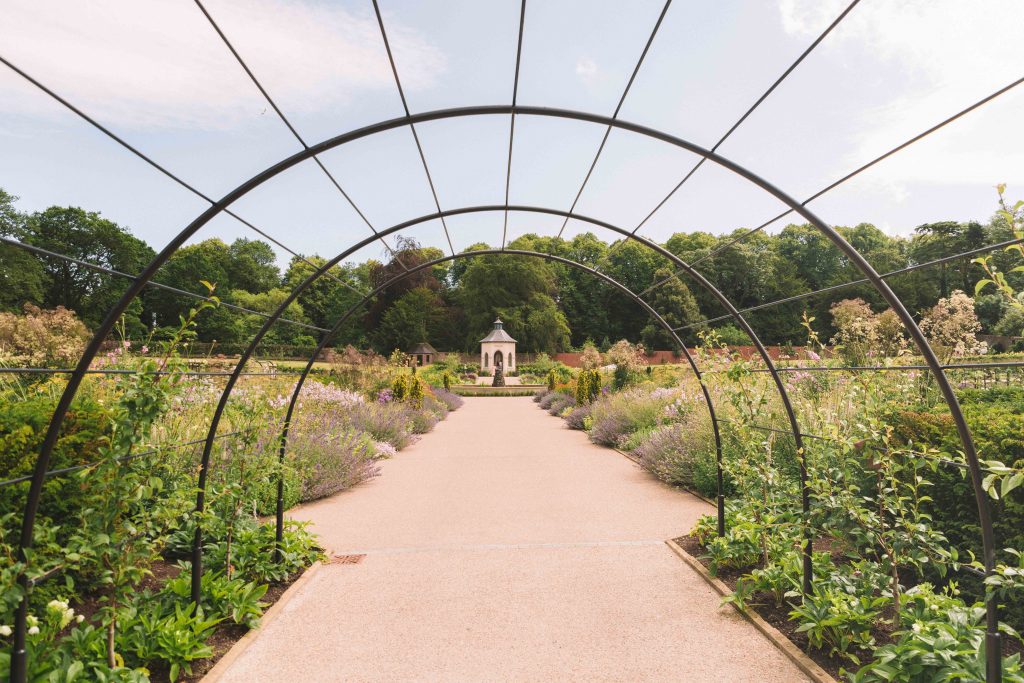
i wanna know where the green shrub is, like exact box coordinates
[0,390,112,528]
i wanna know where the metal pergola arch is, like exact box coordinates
[4,1,1019,677]
[8,106,1005,680]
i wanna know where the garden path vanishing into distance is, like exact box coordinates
[213,396,808,682]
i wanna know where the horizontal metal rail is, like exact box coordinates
[709,361,1024,373]
[0,367,308,376]
[1,236,330,333]
[641,74,1024,296]
[0,428,260,489]
[669,235,1024,330]
[0,55,367,297]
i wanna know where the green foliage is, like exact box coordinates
[408,376,424,408]
[852,584,1024,682]
[0,389,112,527]
[205,521,321,585]
[458,251,570,352]
[574,371,589,406]
[640,268,701,347]
[790,588,889,665]
[392,373,408,401]
[157,568,267,630]
[118,601,220,681]
[712,324,749,347]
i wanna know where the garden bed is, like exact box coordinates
[674,535,849,680]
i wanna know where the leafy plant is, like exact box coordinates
[118,601,220,681]
[158,567,267,629]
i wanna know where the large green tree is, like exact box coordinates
[458,252,570,352]
[21,205,155,332]
[373,286,448,353]
[641,268,701,348]
[0,190,46,312]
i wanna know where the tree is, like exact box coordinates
[224,288,311,346]
[144,238,234,337]
[226,238,280,294]
[919,290,986,359]
[910,221,986,299]
[601,240,670,342]
[21,205,155,333]
[373,287,447,352]
[0,189,46,312]
[640,268,701,348]
[283,255,368,347]
[458,253,570,352]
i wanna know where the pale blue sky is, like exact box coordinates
[2,0,1022,269]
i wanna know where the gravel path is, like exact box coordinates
[214,397,808,682]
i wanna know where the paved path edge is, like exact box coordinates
[610,447,717,507]
[664,539,836,683]
[201,560,325,683]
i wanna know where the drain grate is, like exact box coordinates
[328,554,366,565]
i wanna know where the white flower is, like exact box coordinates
[911,622,922,634]
[27,626,39,635]
[76,614,85,623]
[0,624,12,637]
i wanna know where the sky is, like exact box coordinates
[1,0,1023,270]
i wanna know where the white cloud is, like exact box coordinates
[778,0,1024,189]
[575,57,599,85]
[0,0,446,130]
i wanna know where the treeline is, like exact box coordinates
[2,187,1022,354]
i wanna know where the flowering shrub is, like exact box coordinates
[633,419,714,490]
[286,419,380,502]
[830,298,878,365]
[538,391,561,410]
[565,404,591,430]
[587,388,672,447]
[606,339,646,389]
[919,290,987,359]
[547,393,575,416]
[344,401,416,449]
[0,304,90,367]
[432,389,464,411]
[579,344,603,370]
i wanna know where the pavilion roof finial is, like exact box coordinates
[480,317,516,343]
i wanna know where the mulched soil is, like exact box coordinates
[67,559,304,683]
[674,534,857,680]
[674,535,1024,680]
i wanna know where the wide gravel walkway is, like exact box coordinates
[215,397,807,682]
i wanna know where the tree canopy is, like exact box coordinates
[2,185,1022,354]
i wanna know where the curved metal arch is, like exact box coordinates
[188,203,807,603]
[10,106,996,678]
[270,248,725,558]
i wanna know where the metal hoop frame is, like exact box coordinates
[8,106,1001,681]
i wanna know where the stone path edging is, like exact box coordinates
[201,559,326,683]
[665,539,836,683]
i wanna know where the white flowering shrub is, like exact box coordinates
[919,290,987,359]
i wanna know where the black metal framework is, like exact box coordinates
[3,3,1020,679]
